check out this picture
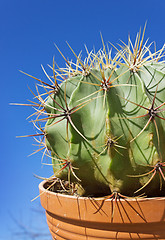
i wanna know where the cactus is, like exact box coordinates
[23,26,165,198]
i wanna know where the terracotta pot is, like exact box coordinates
[39,180,165,240]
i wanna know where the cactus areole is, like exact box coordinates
[22,27,165,198]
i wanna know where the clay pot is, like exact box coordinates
[39,180,165,240]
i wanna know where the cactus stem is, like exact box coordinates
[129,162,165,194]
[119,85,165,145]
[67,115,88,142]
[76,88,103,103]
[89,69,131,96]
[51,153,81,182]
[44,92,97,141]
[134,172,154,194]
[65,72,132,105]
[19,28,165,198]
[97,135,126,158]
[130,116,153,143]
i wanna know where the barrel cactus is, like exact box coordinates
[23,26,165,198]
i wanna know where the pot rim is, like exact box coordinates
[39,180,165,202]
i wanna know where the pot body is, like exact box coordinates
[39,180,165,240]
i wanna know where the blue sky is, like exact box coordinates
[1,0,165,239]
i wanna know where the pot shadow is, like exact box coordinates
[89,193,147,224]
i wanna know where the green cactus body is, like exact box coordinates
[25,28,165,198]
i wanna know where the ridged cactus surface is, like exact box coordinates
[23,28,165,198]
